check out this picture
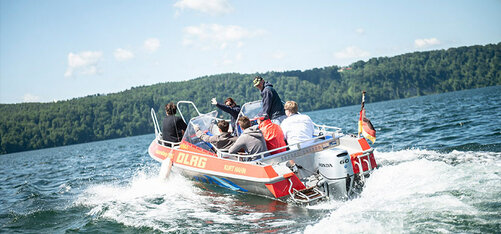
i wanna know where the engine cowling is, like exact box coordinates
[315,148,354,199]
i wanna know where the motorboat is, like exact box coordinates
[148,101,377,204]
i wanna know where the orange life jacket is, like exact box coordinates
[258,119,287,155]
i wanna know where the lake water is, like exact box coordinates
[1,86,500,233]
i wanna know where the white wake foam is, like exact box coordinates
[75,165,282,232]
[76,165,236,232]
[75,149,500,233]
[305,149,501,233]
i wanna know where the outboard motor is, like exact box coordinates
[315,148,354,199]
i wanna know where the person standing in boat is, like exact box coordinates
[281,101,315,148]
[211,97,241,135]
[228,116,269,159]
[162,102,187,147]
[253,76,286,125]
[193,120,237,149]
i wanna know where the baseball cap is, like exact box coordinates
[253,76,263,86]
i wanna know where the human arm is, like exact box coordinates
[177,117,187,139]
[177,117,187,131]
[228,137,246,154]
[260,88,273,117]
[281,121,289,141]
[195,129,219,144]
[161,118,169,141]
[215,103,240,117]
[194,128,204,138]
[306,116,315,138]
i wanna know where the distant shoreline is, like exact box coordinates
[1,43,500,155]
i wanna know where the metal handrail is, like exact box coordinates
[357,148,375,158]
[151,108,161,137]
[214,133,338,162]
[176,101,202,124]
[313,123,342,135]
[155,134,182,147]
[353,148,375,176]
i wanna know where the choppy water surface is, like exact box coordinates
[1,86,500,233]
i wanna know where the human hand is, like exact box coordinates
[211,98,217,105]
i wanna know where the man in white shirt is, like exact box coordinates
[280,101,315,148]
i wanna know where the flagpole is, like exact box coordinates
[358,91,376,143]
[358,91,366,138]
[361,91,366,111]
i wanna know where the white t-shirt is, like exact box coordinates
[280,113,314,147]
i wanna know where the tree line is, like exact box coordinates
[1,42,500,154]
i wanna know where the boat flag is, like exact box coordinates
[358,91,376,144]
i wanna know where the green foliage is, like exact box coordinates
[1,43,500,154]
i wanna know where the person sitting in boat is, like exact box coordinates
[193,120,237,150]
[253,76,286,125]
[162,102,187,147]
[257,114,287,155]
[228,116,269,159]
[211,97,241,135]
[280,101,315,148]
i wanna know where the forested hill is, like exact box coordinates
[1,43,500,154]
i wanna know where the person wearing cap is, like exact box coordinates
[211,97,241,136]
[253,76,286,125]
[281,101,315,149]
[257,114,287,155]
[228,116,269,159]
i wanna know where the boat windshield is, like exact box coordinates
[233,101,263,136]
[181,110,220,153]
[238,100,262,120]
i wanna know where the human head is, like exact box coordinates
[217,120,230,132]
[253,76,264,90]
[238,116,251,130]
[257,114,269,124]
[165,102,177,115]
[225,97,236,107]
[284,101,298,116]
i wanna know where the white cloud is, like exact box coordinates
[183,24,265,50]
[219,53,242,66]
[114,48,134,61]
[356,28,365,35]
[23,93,40,102]
[272,51,286,60]
[144,38,160,52]
[235,53,242,61]
[64,51,103,77]
[334,46,370,59]
[221,59,233,65]
[174,0,233,16]
[415,38,441,48]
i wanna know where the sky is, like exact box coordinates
[0,0,500,104]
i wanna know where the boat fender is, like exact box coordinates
[159,157,173,180]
